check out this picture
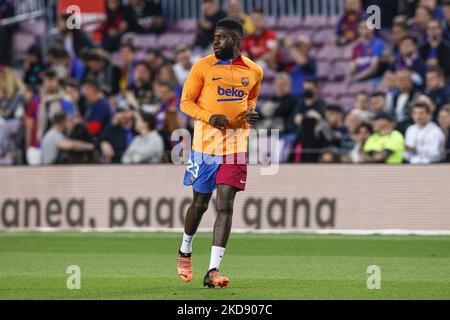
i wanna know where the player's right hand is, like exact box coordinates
[209,114,230,130]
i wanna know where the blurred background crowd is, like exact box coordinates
[0,0,450,165]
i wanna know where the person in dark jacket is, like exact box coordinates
[52,13,94,58]
[420,19,450,78]
[99,103,136,163]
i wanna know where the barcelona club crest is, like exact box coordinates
[241,77,249,86]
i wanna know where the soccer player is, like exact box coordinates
[177,18,263,288]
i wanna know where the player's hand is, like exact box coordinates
[244,109,259,126]
[209,114,230,130]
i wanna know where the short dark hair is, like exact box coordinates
[135,60,151,72]
[304,77,318,87]
[426,66,445,78]
[412,101,431,113]
[400,35,418,46]
[139,111,157,131]
[62,78,80,89]
[356,122,373,134]
[120,42,136,52]
[48,45,70,60]
[371,91,386,98]
[82,77,102,91]
[157,80,175,91]
[325,104,343,114]
[216,17,244,39]
[52,111,67,126]
[44,69,58,80]
[356,90,369,97]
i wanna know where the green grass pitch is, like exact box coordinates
[0,232,449,299]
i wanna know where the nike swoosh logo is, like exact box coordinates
[240,180,246,184]
[212,77,222,81]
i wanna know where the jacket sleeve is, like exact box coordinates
[180,60,213,123]
[247,65,263,111]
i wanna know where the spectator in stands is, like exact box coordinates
[363,112,405,164]
[284,35,316,97]
[100,102,135,163]
[23,45,46,87]
[173,44,195,86]
[389,21,410,60]
[387,69,421,133]
[0,66,26,120]
[81,78,112,139]
[292,79,326,123]
[391,36,427,85]
[425,67,450,118]
[420,19,450,78]
[320,148,342,163]
[81,48,121,96]
[334,0,365,47]
[53,13,93,58]
[443,0,450,43]
[154,81,182,132]
[227,0,254,36]
[354,91,371,112]
[63,78,87,117]
[118,43,139,92]
[257,72,298,135]
[98,0,128,52]
[322,104,353,152]
[404,101,445,163]
[125,61,154,109]
[344,108,372,138]
[0,115,7,158]
[370,91,387,113]
[25,70,76,159]
[65,124,97,164]
[47,46,85,82]
[0,0,16,65]
[419,0,445,21]
[122,111,164,163]
[123,0,165,34]
[41,111,94,165]
[242,9,278,70]
[156,64,181,94]
[347,122,373,163]
[194,0,227,49]
[146,49,166,82]
[408,5,432,47]
[347,20,386,82]
[437,104,450,161]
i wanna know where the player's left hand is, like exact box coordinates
[244,109,259,126]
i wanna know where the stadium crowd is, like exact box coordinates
[1,0,450,165]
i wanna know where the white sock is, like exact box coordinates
[180,232,194,254]
[208,246,225,271]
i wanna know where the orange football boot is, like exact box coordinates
[203,268,229,288]
[177,250,193,282]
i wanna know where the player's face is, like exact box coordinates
[213,28,235,60]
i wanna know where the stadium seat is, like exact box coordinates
[321,82,348,99]
[277,16,302,30]
[347,82,376,95]
[312,29,335,46]
[171,19,197,32]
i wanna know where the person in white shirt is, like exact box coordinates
[173,45,196,86]
[404,101,445,164]
[122,111,164,164]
